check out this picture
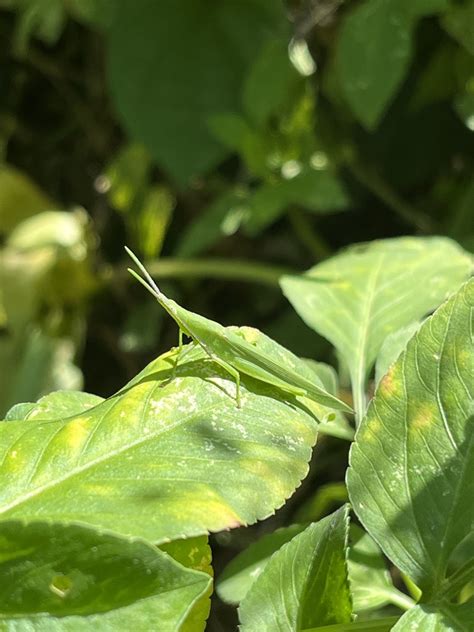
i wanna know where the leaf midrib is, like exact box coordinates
[0,387,223,517]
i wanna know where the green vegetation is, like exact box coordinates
[0,1,473,630]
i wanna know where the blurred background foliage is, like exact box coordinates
[0,1,472,624]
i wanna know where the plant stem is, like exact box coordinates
[302,616,399,632]
[401,572,422,601]
[288,208,331,261]
[384,588,416,611]
[118,257,295,288]
[352,373,366,427]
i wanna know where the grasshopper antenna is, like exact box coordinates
[125,246,163,298]
[127,268,161,301]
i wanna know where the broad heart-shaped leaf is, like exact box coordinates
[0,338,318,543]
[281,237,473,421]
[106,0,287,185]
[347,279,474,600]
[238,506,352,631]
[392,598,474,631]
[0,521,211,631]
[217,522,407,614]
[336,0,448,129]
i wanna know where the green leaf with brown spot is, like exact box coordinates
[0,521,211,630]
[347,278,474,600]
[0,338,317,543]
[281,237,473,421]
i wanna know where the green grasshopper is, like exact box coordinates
[126,247,352,413]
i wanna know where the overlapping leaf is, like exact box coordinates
[238,506,352,631]
[347,279,474,599]
[281,237,472,420]
[106,0,287,184]
[0,521,211,630]
[217,521,407,614]
[337,0,449,128]
[375,322,420,385]
[392,599,474,631]
[0,336,318,543]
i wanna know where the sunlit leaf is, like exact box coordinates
[347,279,474,599]
[281,237,472,420]
[0,338,318,542]
[17,390,104,421]
[238,506,352,631]
[0,521,211,630]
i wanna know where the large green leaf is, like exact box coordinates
[337,0,449,129]
[281,237,472,421]
[217,522,408,614]
[0,521,211,630]
[238,506,352,631]
[347,279,474,599]
[0,338,318,543]
[391,599,474,631]
[106,0,287,185]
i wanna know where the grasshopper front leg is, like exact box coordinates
[171,329,184,378]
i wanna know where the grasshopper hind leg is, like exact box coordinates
[210,356,241,408]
